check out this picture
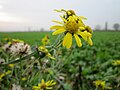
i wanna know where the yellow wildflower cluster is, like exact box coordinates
[32,79,56,90]
[50,9,93,49]
[0,70,11,80]
[93,80,105,90]
[112,60,120,66]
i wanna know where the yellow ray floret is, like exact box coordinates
[63,32,72,49]
[32,79,56,90]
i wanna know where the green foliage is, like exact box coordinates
[0,31,120,90]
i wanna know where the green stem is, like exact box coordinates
[54,76,65,90]
[19,56,22,85]
[0,51,37,66]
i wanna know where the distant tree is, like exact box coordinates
[40,28,44,32]
[105,22,108,31]
[95,25,101,30]
[113,23,119,31]
[28,27,31,31]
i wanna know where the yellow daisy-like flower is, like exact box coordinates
[41,35,50,45]
[50,10,93,49]
[93,80,105,90]
[32,79,56,90]
[38,46,55,60]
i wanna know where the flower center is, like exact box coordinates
[64,15,80,34]
[41,83,46,89]
[65,19,79,34]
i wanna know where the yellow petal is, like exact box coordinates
[41,79,45,84]
[50,25,64,30]
[74,34,82,47]
[77,31,93,45]
[79,16,87,20]
[63,33,72,49]
[77,31,91,41]
[77,31,87,41]
[88,37,93,46]
[85,26,92,33]
[52,20,63,24]
[47,53,55,60]
[78,20,85,27]
[46,81,51,86]
[54,9,62,12]
[51,81,56,85]
[52,29,66,35]
[46,87,53,89]
[54,9,66,12]
[32,86,39,89]
[79,27,85,30]
[60,15,67,22]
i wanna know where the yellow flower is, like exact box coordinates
[0,73,5,80]
[5,70,12,75]
[0,70,11,80]
[3,37,11,41]
[38,46,55,60]
[50,11,93,49]
[32,79,56,90]
[8,64,14,68]
[8,41,12,45]
[93,80,105,90]
[112,60,120,66]
[21,77,27,81]
[41,35,50,45]
[12,39,24,43]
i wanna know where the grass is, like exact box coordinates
[0,31,120,45]
[93,31,120,43]
[0,31,56,45]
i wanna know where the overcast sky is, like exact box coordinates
[0,0,120,31]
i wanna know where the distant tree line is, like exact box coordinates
[95,22,120,31]
[113,23,119,31]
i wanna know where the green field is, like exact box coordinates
[0,31,120,45]
[0,31,120,90]
[0,31,53,45]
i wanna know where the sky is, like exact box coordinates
[0,0,120,31]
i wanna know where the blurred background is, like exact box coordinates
[0,0,120,32]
